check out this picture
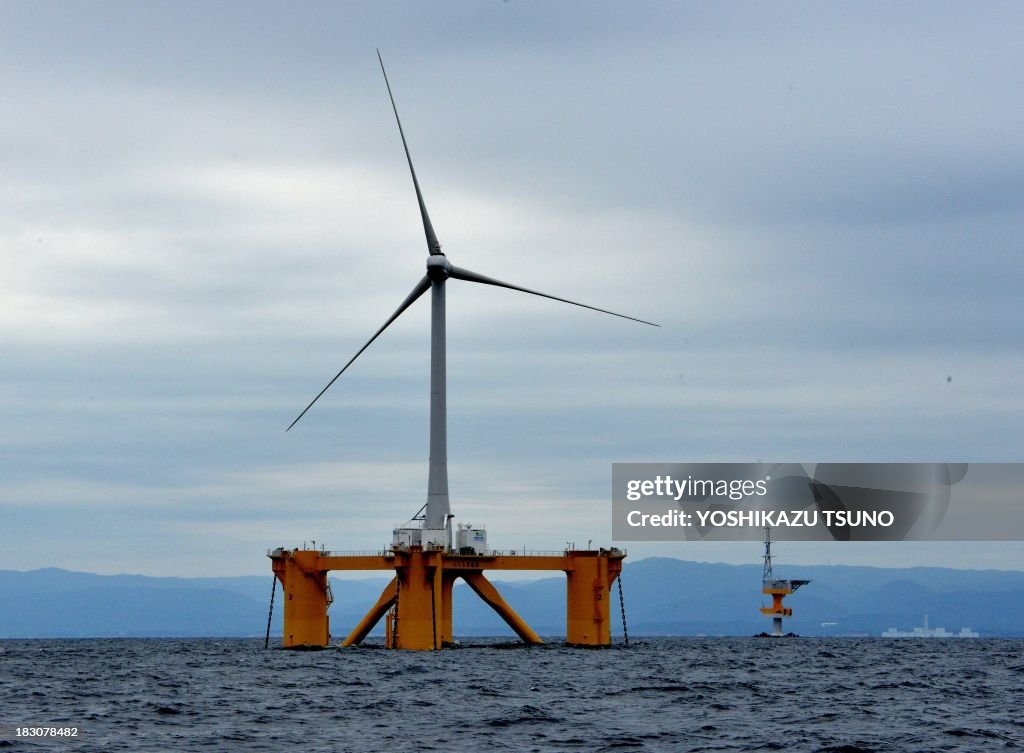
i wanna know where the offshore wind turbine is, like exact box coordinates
[288,52,657,535]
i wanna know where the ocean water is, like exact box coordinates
[1,637,1022,752]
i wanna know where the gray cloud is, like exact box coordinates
[2,2,1023,576]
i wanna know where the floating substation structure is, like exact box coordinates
[759,526,809,636]
[268,544,625,650]
[760,579,810,636]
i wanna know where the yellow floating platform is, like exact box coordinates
[268,545,626,650]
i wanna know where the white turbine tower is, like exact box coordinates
[288,52,657,538]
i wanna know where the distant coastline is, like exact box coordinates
[2,558,1023,639]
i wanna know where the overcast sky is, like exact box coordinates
[3,2,1023,577]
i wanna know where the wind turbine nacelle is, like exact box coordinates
[426,255,451,280]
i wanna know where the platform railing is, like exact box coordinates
[459,549,564,557]
[267,548,393,557]
[269,546,627,558]
[316,549,395,557]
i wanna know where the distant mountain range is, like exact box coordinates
[2,558,1023,639]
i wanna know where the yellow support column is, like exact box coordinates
[565,551,619,647]
[439,571,455,646]
[393,546,441,650]
[274,550,331,648]
[431,552,444,650]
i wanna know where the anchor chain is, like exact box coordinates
[264,576,277,649]
[617,574,630,646]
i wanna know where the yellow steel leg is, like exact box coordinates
[461,571,543,644]
[341,577,397,647]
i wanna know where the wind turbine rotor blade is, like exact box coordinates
[447,265,659,327]
[287,275,432,431]
[377,49,443,256]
